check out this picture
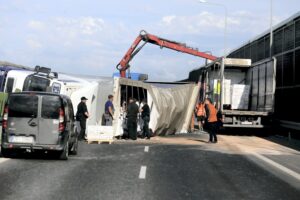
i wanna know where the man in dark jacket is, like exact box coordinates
[76,97,89,141]
[127,97,139,140]
[141,99,151,139]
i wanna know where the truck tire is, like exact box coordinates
[1,148,12,158]
[59,142,69,160]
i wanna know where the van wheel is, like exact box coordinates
[59,142,69,160]
[1,148,12,158]
[70,137,78,155]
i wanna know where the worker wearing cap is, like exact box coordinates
[76,97,89,141]
[104,94,114,126]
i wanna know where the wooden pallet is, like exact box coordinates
[87,139,114,144]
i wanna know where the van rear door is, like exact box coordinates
[39,96,62,144]
[7,95,38,144]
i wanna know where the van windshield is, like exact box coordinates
[8,95,38,118]
[42,96,61,119]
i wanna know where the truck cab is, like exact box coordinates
[22,66,63,94]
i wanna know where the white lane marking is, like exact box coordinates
[0,158,10,164]
[139,166,147,179]
[144,146,149,152]
[253,153,300,181]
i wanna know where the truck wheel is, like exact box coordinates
[1,148,12,158]
[59,142,69,160]
[70,137,78,155]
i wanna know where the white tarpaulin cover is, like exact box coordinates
[113,78,200,136]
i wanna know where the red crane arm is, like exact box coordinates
[116,30,218,78]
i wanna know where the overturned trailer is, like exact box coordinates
[81,77,200,138]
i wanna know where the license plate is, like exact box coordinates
[9,136,34,144]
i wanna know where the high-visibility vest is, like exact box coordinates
[196,103,205,116]
[207,103,217,122]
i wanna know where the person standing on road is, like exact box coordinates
[196,101,206,131]
[127,97,139,140]
[76,97,89,141]
[104,94,114,126]
[204,98,218,143]
[141,99,151,139]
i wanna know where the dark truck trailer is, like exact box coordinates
[199,57,276,128]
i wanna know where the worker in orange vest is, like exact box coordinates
[195,101,206,131]
[204,98,218,143]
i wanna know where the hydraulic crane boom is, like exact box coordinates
[116,30,218,78]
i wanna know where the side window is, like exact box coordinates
[6,78,14,93]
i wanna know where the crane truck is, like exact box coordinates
[116,30,275,128]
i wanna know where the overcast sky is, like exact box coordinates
[0,0,299,81]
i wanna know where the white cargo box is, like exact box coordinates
[87,125,114,140]
[231,84,250,110]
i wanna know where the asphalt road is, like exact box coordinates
[0,136,300,200]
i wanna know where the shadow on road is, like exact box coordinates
[0,150,75,161]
